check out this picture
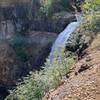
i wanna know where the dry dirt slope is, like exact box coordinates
[43,34,100,100]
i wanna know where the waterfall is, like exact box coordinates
[49,14,82,63]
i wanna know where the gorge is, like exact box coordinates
[3,0,100,99]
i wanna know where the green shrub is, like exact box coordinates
[83,0,100,32]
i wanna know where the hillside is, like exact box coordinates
[44,34,100,100]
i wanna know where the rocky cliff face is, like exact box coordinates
[31,12,75,33]
[0,2,31,39]
[0,31,57,88]
[0,0,76,39]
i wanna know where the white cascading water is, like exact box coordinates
[49,14,82,63]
